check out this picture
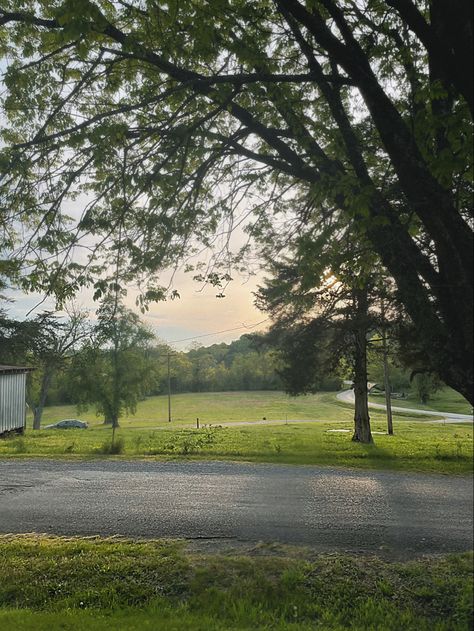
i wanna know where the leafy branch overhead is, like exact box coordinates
[0,0,472,402]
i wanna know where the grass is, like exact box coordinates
[0,535,471,630]
[0,391,469,474]
[369,387,473,415]
[32,391,361,428]
[1,418,472,475]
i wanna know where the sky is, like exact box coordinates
[0,54,274,351]
[6,266,269,351]
[2,166,271,350]
[129,268,269,350]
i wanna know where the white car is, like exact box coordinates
[43,419,88,429]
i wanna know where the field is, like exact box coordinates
[31,391,364,427]
[0,535,471,631]
[0,391,470,474]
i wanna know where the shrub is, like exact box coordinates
[96,437,125,454]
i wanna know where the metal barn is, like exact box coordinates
[0,365,34,436]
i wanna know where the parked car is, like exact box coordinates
[43,419,88,429]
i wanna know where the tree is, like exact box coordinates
[0,310,37,362]
[69,297,156,430]
[256,189,407,442]
[0,1,472,401]
[257,237,379,443]
[0,306,90,428]
[28,309,90,429]
[413,372,441,405]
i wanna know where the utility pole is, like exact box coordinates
[381,299,394,435]
[167,352,172,423]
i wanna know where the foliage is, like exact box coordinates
[257,224,383,442]
[0,307,91,428]
[367,345,412,393]
[0,311,38,363]
[68,297,156,425]
[95,436,125,455]
[413,373,442,405]
[0,0,472,402]
[16,333,287,402]
[173,335,284,393]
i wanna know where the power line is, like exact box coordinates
[168,319,270,345]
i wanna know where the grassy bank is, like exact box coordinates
[0,535,471,630]
[1,419,472,474]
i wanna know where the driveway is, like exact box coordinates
[0,459,472,558]
[337,390,474,423]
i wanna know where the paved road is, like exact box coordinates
[337,390,474,423]
[0,460,472,558]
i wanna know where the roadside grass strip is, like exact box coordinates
[0,536,472,630]
[0,420,472,474]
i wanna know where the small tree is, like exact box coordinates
[30,309,90,429]
[69,297,156,432]
[413,373,441,405]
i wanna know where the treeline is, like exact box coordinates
[41,334,343,407]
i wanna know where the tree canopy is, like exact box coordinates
[0,0,472,401]
[68,296,156,425]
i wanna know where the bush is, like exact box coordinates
[96,437,125,454]
[318,376,343,391]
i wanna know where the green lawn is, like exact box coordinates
[0,535,471,631]
[31,391,361,427]
[32,390,441,429]
[2,418,472,475]
[370,387,473,415]
[0,391,468,474]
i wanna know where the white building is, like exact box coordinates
[0,365,34,436]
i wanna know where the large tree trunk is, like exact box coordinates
[351,290,373,444]
[32,368,53,430]
[352,334,373,444]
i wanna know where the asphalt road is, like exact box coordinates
[0,459,472,558]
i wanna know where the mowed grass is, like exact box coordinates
[0,535,472,631]
[370,387,473,415]
[2,420,472,475]
[32,391,361,428]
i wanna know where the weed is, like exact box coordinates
[132,434,143,452]
[96,437,125,455]
[13,438,28,454]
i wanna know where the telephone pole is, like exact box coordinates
[167,352,172,422]
[381,299,394,435]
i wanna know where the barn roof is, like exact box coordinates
[0,365,35,374]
